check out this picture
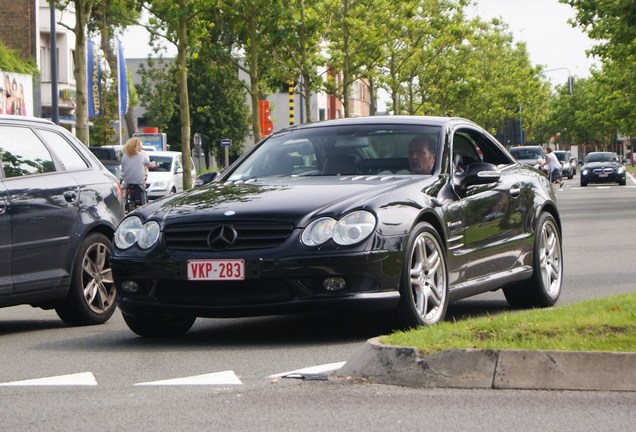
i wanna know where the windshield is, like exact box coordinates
[554,152,568,162]
[149,155,174,172]
[228,124,443,180]
[510,147,543,160]
[585,152,618,163]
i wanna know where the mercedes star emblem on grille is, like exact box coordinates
[207,225,238,250]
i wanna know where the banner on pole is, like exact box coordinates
[86,40,102,118]
[117,39,128,116]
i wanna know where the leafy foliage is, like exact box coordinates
[0,42,39,75]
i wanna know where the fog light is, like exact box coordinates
[323,277,346,291]
[121,280,139,293]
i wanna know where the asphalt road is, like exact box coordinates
[0,174,634,431]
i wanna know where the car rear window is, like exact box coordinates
[0,125,56,177]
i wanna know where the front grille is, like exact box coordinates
[592,167,615,174]
[164,221,295,251]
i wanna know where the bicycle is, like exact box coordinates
[123,183,145,213]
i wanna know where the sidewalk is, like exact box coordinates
[335,337,636,391]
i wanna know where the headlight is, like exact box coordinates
[332,211,376,245]
[618,167,625,174]
[301,217,337,246]
[151,181,168,189]
[115,216,161,250]
[301,211,376,247]
[582,169,588,176]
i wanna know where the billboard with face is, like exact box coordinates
[1,71,33,116]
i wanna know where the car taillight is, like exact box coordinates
[113,179,123,199]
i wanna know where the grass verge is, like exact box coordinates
[380,292,636,354]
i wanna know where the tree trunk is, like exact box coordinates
[73,0,94,145]
[177,0,193,189]
[248,12,261,143]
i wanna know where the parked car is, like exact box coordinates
[509,145,548,175]
[146,151,196,200]
[0,115,125,325]
[194,171,218,186]
[111,116,563,337]
[553,150,575,179]
[89,145,122,180]
[580,151,626,186]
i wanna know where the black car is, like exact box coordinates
[580,151,626,186]
[1,115,125,325]
[88,145,122,180]
[111,116,563,337]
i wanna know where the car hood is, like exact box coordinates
[146,171,173,183]
[584,161,621,169]
[515,158,542,166]
[138,175,423,227]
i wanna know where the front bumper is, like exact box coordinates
[112,249,403,318]
[581,171,625,183]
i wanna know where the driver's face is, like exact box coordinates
[408,141,435,174]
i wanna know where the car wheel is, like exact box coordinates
[55,233,117,326]
[122,312,196,337]
[396,222,449,328]
[580,181,587,187]
[503,212,562,308]
[619,178,626,186]
[568,172,573,180]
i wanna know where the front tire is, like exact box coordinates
[503,212,562,308]
[55,233,117,325]
[396,222,449,328]
[122,312,196,337]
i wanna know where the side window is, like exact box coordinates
[452,133,481,173]
[37,129,89,171]
[0,126,56,178]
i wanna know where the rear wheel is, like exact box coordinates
[122,312,196,337]
[503,212,562,308]
[396,222,449,328]
[55,233,117,325]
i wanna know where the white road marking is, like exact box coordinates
[0,372,97,386]
[269,361,346,379]
[134,370,242,386]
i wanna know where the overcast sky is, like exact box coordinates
[122,0,598,88]
[470,0,598,85]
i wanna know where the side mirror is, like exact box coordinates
[453,162,501,190]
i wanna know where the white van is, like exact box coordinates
[146,151,196,200]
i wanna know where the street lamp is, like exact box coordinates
[543,67,573,94]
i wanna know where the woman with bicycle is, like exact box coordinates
[121,137,156,209]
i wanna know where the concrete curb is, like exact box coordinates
[335,337,636,391]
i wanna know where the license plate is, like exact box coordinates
[187,259,245,281]
[599,173,608,177]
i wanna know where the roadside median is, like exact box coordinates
[336,292,636,391]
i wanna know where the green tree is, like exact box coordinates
[58,0,97,144]
[561,0,636,136]
[187,56,251,169]
[89,0,142,139]
[141,0,211,189]
[267,0,329,122]
[204,0,285,142]
[135,50,178,135]
[0,42,39,75]
[326,0,386,117]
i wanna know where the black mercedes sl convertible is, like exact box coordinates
[111,116,563,337]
